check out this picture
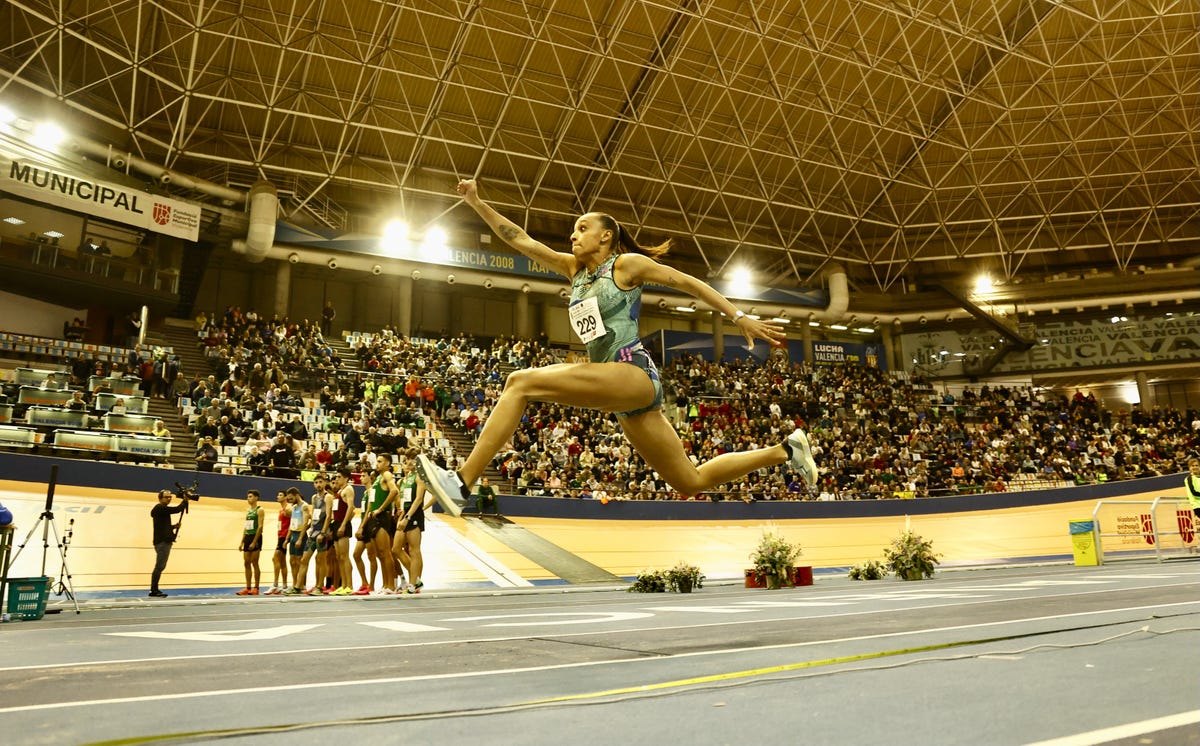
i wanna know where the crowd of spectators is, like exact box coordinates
[179,311,1198,501]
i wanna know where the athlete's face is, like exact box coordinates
[569,214,612,262]
[1190,461,1200,476]
[246,493,258,508]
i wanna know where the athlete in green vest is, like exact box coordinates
[237,489,265,596]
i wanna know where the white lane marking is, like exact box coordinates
[2,590,1196,675]
[640,606,756,614]
[1022,709,1200,746]
[733,601,855,608]
[360,621,449,633]
[443,611,653,626]
[1,602,1195,715]
[106,624,321,642]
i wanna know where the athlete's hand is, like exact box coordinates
[456,178,479,204]
[735,315,787,349]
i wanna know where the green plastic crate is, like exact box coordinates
[6,577,50,621]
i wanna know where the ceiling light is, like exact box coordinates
[829,324,848,331]
[674,306,696,313]
[854,327,875,334]
[31,122,65,149]
[974,274,994,293]
[43,230,64,238]
[809,321,820,327]
[3,216,25,225]
[770,317,790,324]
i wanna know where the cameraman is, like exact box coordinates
[149,489,188,598]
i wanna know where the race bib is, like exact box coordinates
[569,297,607,344]
[244,519,255,531]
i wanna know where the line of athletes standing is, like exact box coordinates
[236,447,435,596]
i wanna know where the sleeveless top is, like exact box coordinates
[290,503,304,531]
[367,476,389,512]
[308,493,325,536]
[568,254,643,363]
[400,472,419,510]
[244,507,260,536]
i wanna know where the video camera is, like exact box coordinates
[172,481,200,514]
[174,481,200,501]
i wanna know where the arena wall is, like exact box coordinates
[0,452,1191,595]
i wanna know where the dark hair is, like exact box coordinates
[247,489,260,498]
[285,487,302,497]
[592,213,670,259]
[336,465,353,479]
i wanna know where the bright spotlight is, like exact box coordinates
[423,226,448,248]
[0,105,15,125]
[32,122,66,149]
[729,267,752,295]
[974,274,994,294]
[382,220,409,256]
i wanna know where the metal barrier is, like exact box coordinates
[1092,497,1197,564]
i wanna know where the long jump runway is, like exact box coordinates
[3,563,1198,746]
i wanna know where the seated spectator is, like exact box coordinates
[110,398,128,416]
[151,420,172,439]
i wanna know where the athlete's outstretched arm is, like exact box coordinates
[616,253,787,348]
[457,179,577,279]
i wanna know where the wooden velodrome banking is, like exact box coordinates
[0,452,1191,593]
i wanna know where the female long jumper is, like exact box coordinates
[418,179,817,513]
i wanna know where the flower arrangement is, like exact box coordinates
[882,530,941,580]
[750,529,802,588]
[628,563,705,593]
[627,570,667,593]
[848,559,888,580]
[665,562,705,593]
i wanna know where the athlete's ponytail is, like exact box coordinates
[594,213,670,259]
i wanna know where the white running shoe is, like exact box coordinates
[417,454,468,517]
[787,428,819,486]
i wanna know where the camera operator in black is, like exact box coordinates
[149,490,187,597]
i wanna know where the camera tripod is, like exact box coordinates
[10,466,81,615]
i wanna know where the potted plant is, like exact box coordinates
[627,570,667,593]
[750,529,802,589]
[882,530,941,580]
[848,559,888,580]
[665,562,705,593]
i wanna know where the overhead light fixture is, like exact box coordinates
[974,274,994,294]
[809,321,820,327]
[3,216,25,225]
[423,226,448,249]
[854,327,875,334]
[829,324,848,331]
[43,230,64,239]
[674,305,696,313]
[32,122,66,149]
[770,317,790,324]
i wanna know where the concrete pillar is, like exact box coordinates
[711,311,724,362]
[800,319,813,366]
[515,290,530,338]
[880,325,898,371]
[397,276,413,337]
[1135,371,1152,408]
[540,300,555,341]
[274,260,291,319]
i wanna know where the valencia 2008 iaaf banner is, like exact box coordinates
[3,158,201,241]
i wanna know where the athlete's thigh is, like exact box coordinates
[513,362,654,413]
[407,528,422,552]
[619,409,698,493]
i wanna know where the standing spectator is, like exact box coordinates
[268,434,297,479]
[321,300,336,337]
